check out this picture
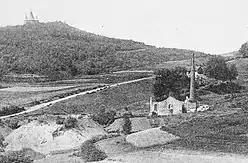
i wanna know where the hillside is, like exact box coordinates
[0,22,210,80]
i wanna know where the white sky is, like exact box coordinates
[1,0,248,54]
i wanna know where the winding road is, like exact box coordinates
[0,76,155,119]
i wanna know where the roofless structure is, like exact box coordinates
[149,53,198,116]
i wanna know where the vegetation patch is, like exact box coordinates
[92,108,116,125]
[0,105,25,117]
[159,110,248,154]
[0,148,43,163]
[64,116,77,129]
[5,118,21,129]
[122,114,132,135]
[55,116,65,125]
[79,140,107,162]
[55,116,78,128]
[38,79,153,116]
[201,82,243,95]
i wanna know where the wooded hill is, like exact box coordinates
[0,21,210,79]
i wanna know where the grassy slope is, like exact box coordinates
[0,72,153,109]
[30,78,154,116]
[0,83,98,107]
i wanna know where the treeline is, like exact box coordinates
[0,21,209,80]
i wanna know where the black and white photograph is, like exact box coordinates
[0,0,248,162]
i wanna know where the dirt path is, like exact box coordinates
[0,86,77,92]
[98,150,248,163]
[0,76,154,119]
[116,49,147,53]
[113,70,153,74]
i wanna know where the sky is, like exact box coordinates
[1,0,248,54]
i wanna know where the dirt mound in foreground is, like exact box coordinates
[5,118,107,154]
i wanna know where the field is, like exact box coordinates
[0,83,100,108]
[27,78,154,116]
[0,72,153,112]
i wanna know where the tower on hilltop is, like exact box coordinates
[25,11,39,24]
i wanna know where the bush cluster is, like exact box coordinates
[203,82,243,95]
[122,113,132,135]
[0,133,4,147]
[0,105,25,116]
[204,56,238,81]
[55,116,65,125]
[79,140,107,162]
[64,117,77,129]
[92,109,116,125]
[6,118,21,129]
[55,116,78,129]
[0,149,33,163]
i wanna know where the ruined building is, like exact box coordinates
[149,53,198,116]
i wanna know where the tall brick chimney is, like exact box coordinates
[189,53,196,102]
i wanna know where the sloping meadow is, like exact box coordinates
[34,79,154,116]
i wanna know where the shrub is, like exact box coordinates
[7,119,20,129]
[150,111,158,118]
[203,82,243,95]
[64,117,77,129]
[0,105,25,116]
[122,112,133,118]
[0,149,33,163]
[123,116,132,135]
[149,118,161,128]
[0,133,4,147]
[55,116,65,125]
[79,140,107,162]
[92,110,116,125]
